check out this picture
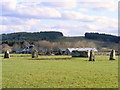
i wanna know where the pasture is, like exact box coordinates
[2,54,118,88]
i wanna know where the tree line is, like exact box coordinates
[1,31,63,42]
[85,32,119,43]
[1,32,119,43]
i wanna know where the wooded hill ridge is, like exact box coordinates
[1,31,63,41]
[1,31,119,43]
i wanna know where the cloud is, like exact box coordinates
[0,16,41,25]
[0,16,42,34]
[61,11,117,25]
[1,9,117,36]
[0,24,69,36]
[0,16,24,25]
[17,6,61,18]
[79,8,88,13]
[41,0,77,9]
[0,16,69,35]
[0,25,29,33]
[77,0,118,11]
[81,2,117,11]
[95,16,117,26]
[1,17,118,36]
[1,0,17,10]
[77,0,116,3]
[1,0,117,20]
[61,11,97,22]
[51,15,118,36]
[0,0,118,36]
[2,1,61,19]
[40,0,117,11]
[25,19,41,25]
[86,24,102,30]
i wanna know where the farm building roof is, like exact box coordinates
[67,48,97,52]
[59,48,67,51]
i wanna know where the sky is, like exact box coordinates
[0,0,119,36]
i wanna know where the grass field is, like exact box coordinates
[2,55,118,88]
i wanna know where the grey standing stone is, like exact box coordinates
[89,50,95,61]
[109,49,116,60]
[4,50,10,58]
[32,49,38,58]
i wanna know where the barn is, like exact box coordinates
[66,48,97,57]
[72,50,90,57]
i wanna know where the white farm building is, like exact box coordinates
[66,48,97,57]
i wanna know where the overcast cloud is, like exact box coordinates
[0,0,118,36]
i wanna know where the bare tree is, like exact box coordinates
[33,40,96,53]
[35,41,52,49]
[74,40,96,48]
[22,41,29,48]
[2,44,12,52]
[12,43,21,52]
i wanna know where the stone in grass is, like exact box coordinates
[89,50,95,61]
[109,49,116,60]
[4,50,10,58]
[32,49,38,58]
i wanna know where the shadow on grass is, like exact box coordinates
[30,58,72,60]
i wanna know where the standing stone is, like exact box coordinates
[32,49,38,58]
[4,50,10,58]
[89,50,95,61]
[109,49,116,60]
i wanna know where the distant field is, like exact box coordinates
[2,55,118,88]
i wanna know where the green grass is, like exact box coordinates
[2,55,118,88]
[0,54,31,57]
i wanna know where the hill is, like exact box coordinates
[85,32,119,43]
[1,32,119,42]
[1,31,63,41]
[1,32,119,50]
